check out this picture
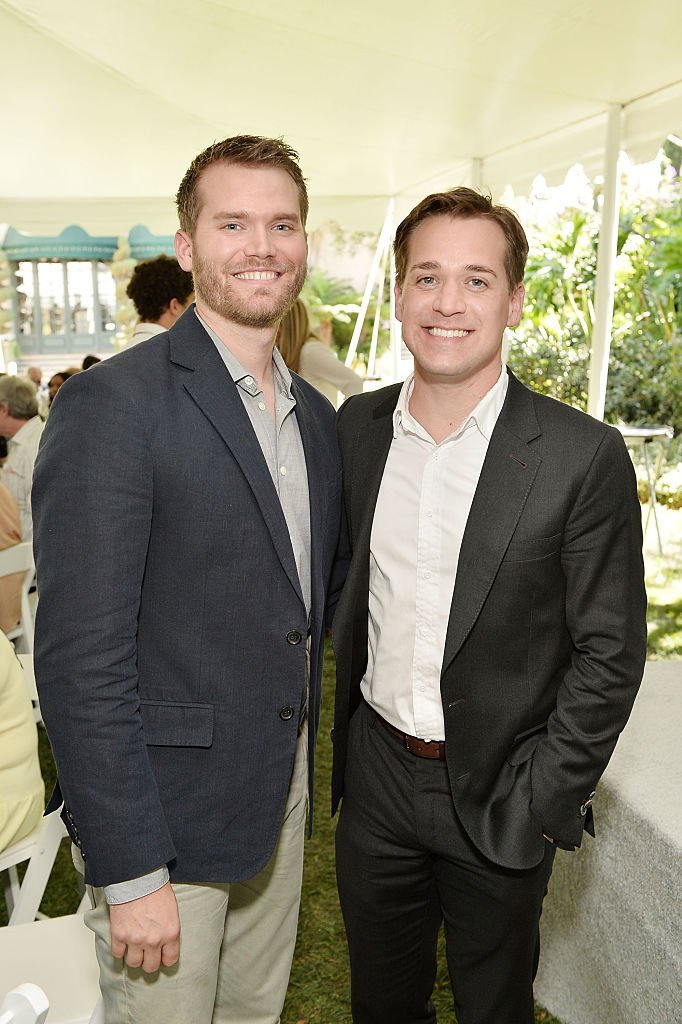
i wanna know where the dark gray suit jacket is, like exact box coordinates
[331,370,647,869]
[33,307,343,887]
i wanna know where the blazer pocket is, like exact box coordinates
[140,699,214,748]
[507,723,547,765]
[503,532,561,563]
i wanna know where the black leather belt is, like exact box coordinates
[377,714,447,760]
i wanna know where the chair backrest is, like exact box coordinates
[0,544,36,654]
[0,916,100,1023]
[0,543,33,579]
[0,811,66,926]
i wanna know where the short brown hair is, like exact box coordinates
[394,187,528,290]
[176,135,309,236]
[126,255,194,322]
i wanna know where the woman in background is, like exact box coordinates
[278,299,363,406]
[0,631,44,852]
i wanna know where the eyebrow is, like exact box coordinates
[211,210,300,223]
[409,261,498,277]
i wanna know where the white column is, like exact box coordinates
[587,104,623,420]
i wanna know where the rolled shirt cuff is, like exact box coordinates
[104,866,169,905]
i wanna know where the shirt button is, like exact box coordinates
[425,510,433,518]
[424,571,431,579]
[279,705,295,721]
[286,630,302,645]
[280,466,287,476]
[258,401,266,411]
[244,376,254,386]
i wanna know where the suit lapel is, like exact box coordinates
[349,387,399,555]
[442,372,542,672]
[169,310,303,603]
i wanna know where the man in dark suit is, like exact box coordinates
[331,188,647,1024]
[33,136,343,1024]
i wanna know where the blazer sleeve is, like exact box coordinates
[32,370,176,887]
[529,426,647,847]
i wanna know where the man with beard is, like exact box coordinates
[33,136,344,1024]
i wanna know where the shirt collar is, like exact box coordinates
[393,366,508,443]
[9,415,42,446]
[195,308,294,400]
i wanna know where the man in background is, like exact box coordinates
[0,376,44,543]
[126,254,194,345]
[331,188,647,1024]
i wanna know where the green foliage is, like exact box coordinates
[510,162,682,434]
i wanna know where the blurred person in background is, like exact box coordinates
[126,254,195,345]
[47,371,73,408]
[278,298,363,406]
[0,376,44,542]
[0,482,22,635]
[0,631,44,853]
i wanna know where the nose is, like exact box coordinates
[245,224,276,260]
[433,279,466,317]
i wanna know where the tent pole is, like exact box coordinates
[345,200,394,367]
[471,158,483,190]
[587,103,622,420]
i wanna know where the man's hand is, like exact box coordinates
[109,881,180,973]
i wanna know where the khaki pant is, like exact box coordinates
[77,723,308,1024]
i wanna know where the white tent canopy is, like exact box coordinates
[1,0,681,236]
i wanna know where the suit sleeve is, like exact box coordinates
[33,370,176,887]
[529,426,647,847]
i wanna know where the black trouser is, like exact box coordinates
[335,701,556,1024]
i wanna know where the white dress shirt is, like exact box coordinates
[128,322,167,346]
[2,415,45,543]
[361,368,508,740]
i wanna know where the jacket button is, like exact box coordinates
[286,630,302,645]
[279,705,295,721]
[580,790,596,815]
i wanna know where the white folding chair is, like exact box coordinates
[0,983,49,1024]
[0,916,101,1024]
[0,810,72,927]
[0,543,36,655]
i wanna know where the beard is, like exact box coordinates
[192,251,306,329]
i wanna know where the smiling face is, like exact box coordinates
[174,162,307,329]
[395,215,525,392]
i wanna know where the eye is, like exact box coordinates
[223,223,241,231]
[274,223,294,231]
[417,275,437,286]
[469,277,487,288]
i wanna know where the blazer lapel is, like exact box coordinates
[442,372,542,673]
[169,311,303,603]
[349,387,399,556]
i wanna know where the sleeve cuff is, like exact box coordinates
[104,866,169,905]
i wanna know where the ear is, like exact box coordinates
[507,283,525,328]
[394,280,404,323]
[174,230,193,271]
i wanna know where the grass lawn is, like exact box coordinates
[2,507,680,1022]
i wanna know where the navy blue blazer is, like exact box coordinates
[33,307,343,887]
[331,370,647,869]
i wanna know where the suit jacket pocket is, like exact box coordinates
[507,724,547,765]
[503,532,561,563]
[140,699,214,747]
